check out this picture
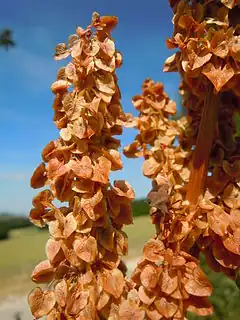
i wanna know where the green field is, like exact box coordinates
[0,227,49,297]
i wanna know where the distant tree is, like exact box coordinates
[0,29,15,50]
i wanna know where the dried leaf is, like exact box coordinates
[211,30,229,58]
[71,40,83,58]
[202,62,235,92]
[68,156,92,180]
[223,184,240,209]
[102,268,125,299]
[146,308,163,320]
[47,158,68,180]
[140,264,159,290]
[63,212,77,238]
[207,207,231,237]
[84,38,100,56]
[42,141,56,162]
[97,291,110,311]
[212,238,240,269]
[97,227,115,251]
[51,80,70,94]
[95,73,115,95]
[112,180,135,200]
[81,187,103,219]
[31,163,47,189]
[46,239,64,265]
[186,296,213,316]
[154,297,178,318]
[28,287,56,319]
[163,52,179,73]
[55,279,67,307]
[100,38,115,57]
[67,288,89,315]
[160,269,178,295]
[60,127,72,141]
[54,43,70,60]
[95,56,115,72]
[73,235,97,263]
[31,260,54,283]
[92,156,111,184]
[147,180,169,212]
[53,172,74,202]
[105,149,123,170]
[138,285,156,305]
[223,229,240,255]
[119,300,145,320]
[115,229,128,255]
[142,157,161,177]
[143,239,165,263]
[221,0,236,9]
[184,263,212,297]
[72,117,87,139]
[99,15,118,32]
[187,40,212,70]
[113,202,133,225]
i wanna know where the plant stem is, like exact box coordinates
[186,84,219,206]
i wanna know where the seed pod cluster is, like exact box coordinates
[27,2,240,318]
[130,240,213,319]
[165,0,240,278]
[123,79,213,319]
[123,79,192,235]
[28,13,135,319]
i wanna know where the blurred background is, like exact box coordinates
[1,1,239,319]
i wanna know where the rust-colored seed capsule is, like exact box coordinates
[120,1,240,318]
[123,79,213,318]
[28,12,135,319]
[164,0,240,280]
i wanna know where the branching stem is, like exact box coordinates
[186,85,219,206]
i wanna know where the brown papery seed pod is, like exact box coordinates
[122,78,213,318]
[28,13,135,319]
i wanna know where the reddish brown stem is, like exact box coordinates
[186,85,219,206]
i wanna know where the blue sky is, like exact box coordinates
[0,0,180,214]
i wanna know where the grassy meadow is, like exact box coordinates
[0,227,49,297]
